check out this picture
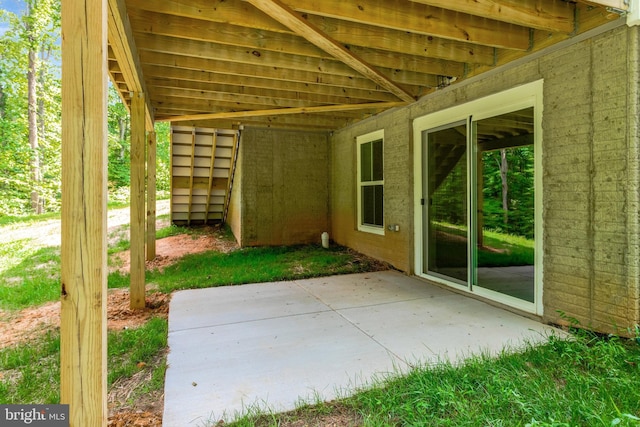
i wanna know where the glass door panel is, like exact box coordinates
[424,122,468,285]
[473,107,535,302]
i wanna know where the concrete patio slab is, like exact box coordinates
[163,271,558,426]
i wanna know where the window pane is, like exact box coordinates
[362,186,375,225]
[362,185,383,227]
[372,139,383,181]
[360,142,372,182]
[426,124,468,283]
[373,184,383,226]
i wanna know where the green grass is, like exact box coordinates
[0,318,168,405]
[431,222,534,269]
[228,330,640,427]
[0,211,61,227]
[0,243,61,310]
[146,244,383,293]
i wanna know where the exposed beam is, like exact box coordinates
[60,0,108,425]
[244,0,415,103]
[146,131,157,261]
[130,92,146,310]
[128,9,466,75]
[145,73,402,103]
[107,0,154,130]
[135,34,439,88]
[285,0,531,49]
[408,0,574,33]
[138,51,432,94]
[158,102,406,122]
[127,0,495,65]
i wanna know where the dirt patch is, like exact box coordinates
[0,287,170,350]
[112,226,238,274]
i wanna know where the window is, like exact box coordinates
[357,130,384,234]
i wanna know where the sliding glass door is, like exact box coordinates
[423,121,468,285]
[414,81,542,314]
[473,108,535,303]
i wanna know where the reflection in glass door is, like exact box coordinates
[424,121,468,284]
[473,108,535,302]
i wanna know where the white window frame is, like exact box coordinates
[357,129,385,235]
[413,80,544,315]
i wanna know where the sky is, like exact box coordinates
[0,0,25,35]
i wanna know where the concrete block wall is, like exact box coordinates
[330,113,414,272]
[330,24,640,334]
[235,127,330,247]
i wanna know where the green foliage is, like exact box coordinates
[482,147,535,239]
[0,1,61,216]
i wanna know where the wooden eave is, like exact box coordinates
[107,0,623,132]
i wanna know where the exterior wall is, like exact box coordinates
[226,133,243,245]
[238,127,330,246]
[330,24,640,333]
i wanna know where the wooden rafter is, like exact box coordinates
[408,0,575,33]
[108,0,619,131]
[157,102,406,122]
[285,0,531,49]
[244,0,415,103]
[107,0,154,130]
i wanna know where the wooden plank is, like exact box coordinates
[130,92,146,309]
[284,0,529,49]
[245,0,415,102]
[107,0,154,129]
[60,0,108,425]
[158,101,406,122]
[408,0,574,33]
[187,128,196,225]
[146,131,157,260]
[146,74,401,104]
[204,131,218,224]
[128,9,465,76]
[135,33,442,86]
[138,51,416,94]
[223,131,240,223]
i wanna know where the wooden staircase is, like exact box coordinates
[170,126,240,225]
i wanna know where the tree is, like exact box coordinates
[0,2,61,215]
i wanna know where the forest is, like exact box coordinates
[0,0,170,218]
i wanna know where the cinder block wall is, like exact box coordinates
[330,24,640,333]
[236,127,330,246]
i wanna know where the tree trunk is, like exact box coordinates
[499,148,508,225]
[28,44,42,214]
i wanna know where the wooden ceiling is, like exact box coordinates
[107,0,626,132]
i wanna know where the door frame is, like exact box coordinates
[412,80,544,315]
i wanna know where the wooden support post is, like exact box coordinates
[60,0,108,424]
[147,131,157,260]
[204,131,218,224]
[130,92,146,309]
